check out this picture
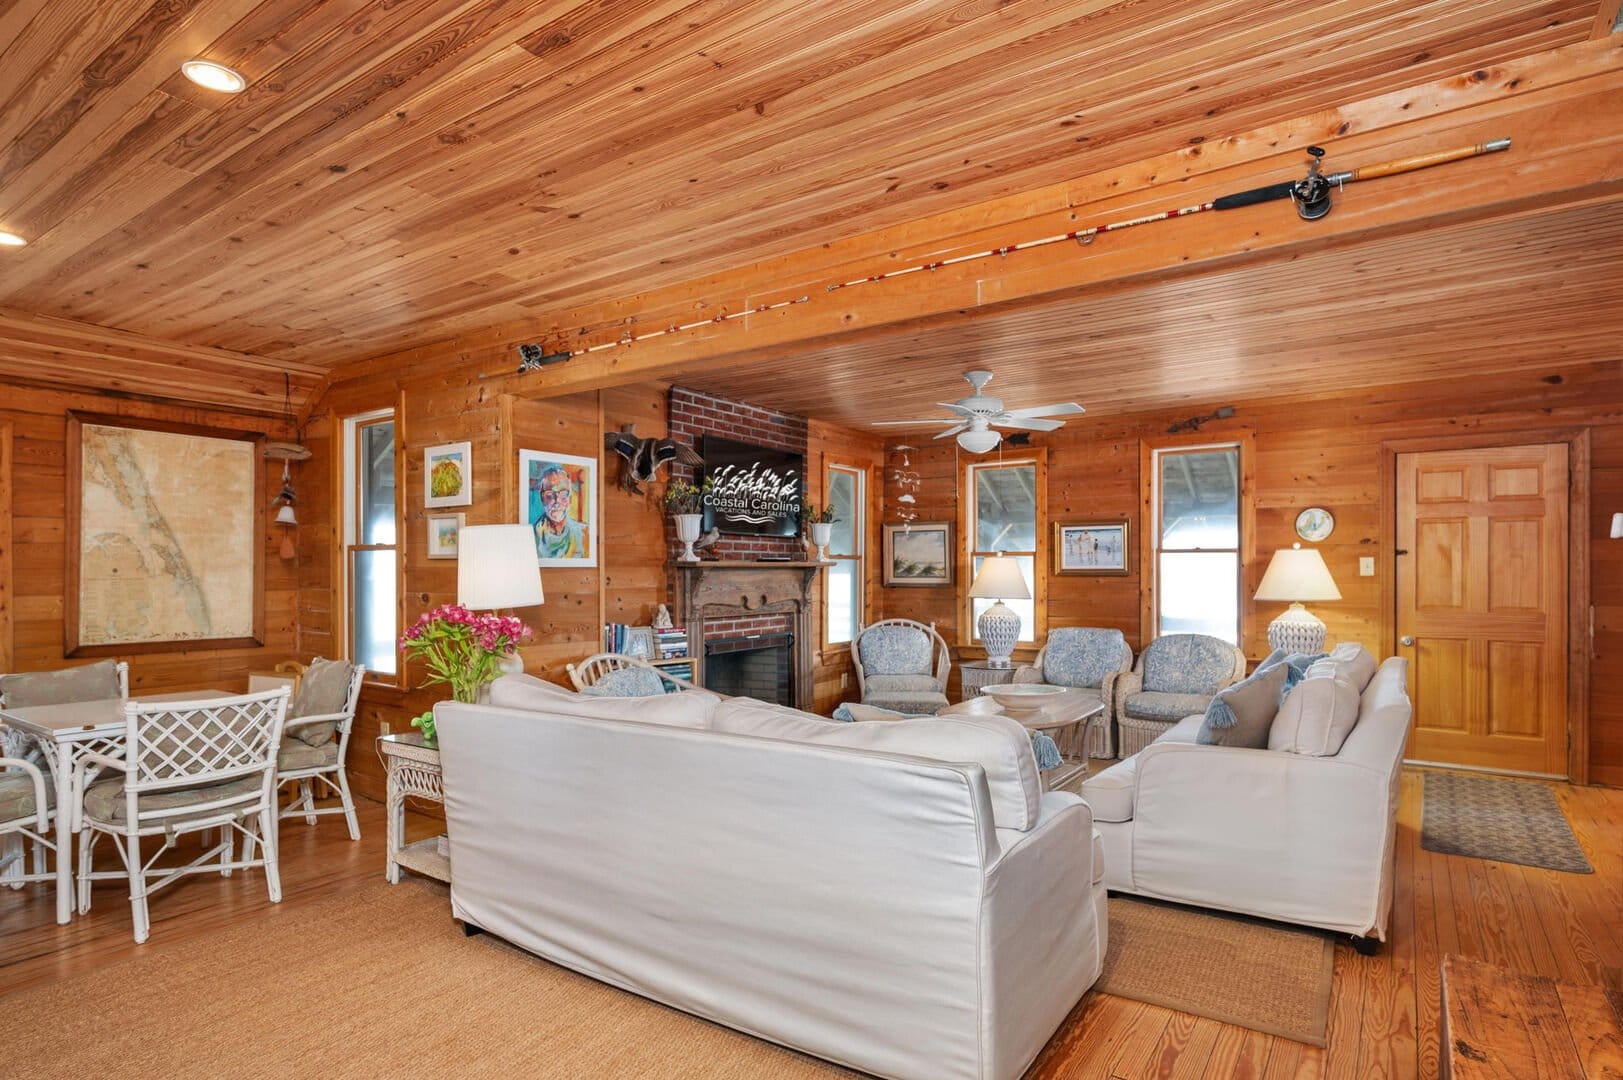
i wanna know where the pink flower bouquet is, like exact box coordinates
[400,604,533,742]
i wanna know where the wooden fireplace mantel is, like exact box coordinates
[673,560,826,710]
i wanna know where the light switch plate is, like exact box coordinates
[1359,556,1375,577]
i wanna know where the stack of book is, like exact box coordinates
[654,626,689,660]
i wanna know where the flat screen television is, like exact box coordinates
[701,436,804,537]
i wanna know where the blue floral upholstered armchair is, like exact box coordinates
[1112,633,1247,757]
[1012,627,1134,758]
[850,619,952,716]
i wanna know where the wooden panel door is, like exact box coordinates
[1396,444,1568,776]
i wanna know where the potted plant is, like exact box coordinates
[804,503,837,562]
[399,604,533,746]
[665,478,710,563]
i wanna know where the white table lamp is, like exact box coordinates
[1611,512,1623,539]
[968,554,1031,667]
[457,524,543,673]
[1254,543,1341,653]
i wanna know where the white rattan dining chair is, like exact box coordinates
[275,664,366,840]
[0,755,56,904]
[72,687,291,944]
[566,653,702,693]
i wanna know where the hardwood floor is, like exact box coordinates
[2,772,1619,1079]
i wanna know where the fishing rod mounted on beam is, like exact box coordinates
[507,138,1510,375]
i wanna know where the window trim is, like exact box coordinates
[821,461,866,648]
[959,451,1047,649]
[1139,433,1254,648]
[341,407,401,686]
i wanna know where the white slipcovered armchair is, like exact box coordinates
[850,619,951,716]
[1113,633,1247,757]
[1013,627,1133,757]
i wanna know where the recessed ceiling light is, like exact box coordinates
[0,231,26,247]
[181,59,247,93]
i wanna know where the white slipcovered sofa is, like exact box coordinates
[1082,652,1410,945]
[434,674,1107,1080]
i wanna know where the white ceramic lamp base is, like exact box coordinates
[1267,602,1328,653]
[978,600,1022,668]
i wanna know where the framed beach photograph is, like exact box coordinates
[424,441,473,508]
[426,512,464,559]
[1053,520,1131,576]
[883,521,952,587]
[518,449,597,568]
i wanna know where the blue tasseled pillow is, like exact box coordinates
[1254,648,1327,690]
[581,667,667,698]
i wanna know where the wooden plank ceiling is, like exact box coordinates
[0,0,1610,385]
[673,198,1623,428]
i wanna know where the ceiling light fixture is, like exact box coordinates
[181,59,247,93]
[956,428,1001,454]
[0,231,26,247]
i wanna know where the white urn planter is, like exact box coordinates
[809,522,833,562]
[674,513,703,563]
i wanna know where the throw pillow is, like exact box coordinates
[1254,647,1327,690]
[1196,663,1286,748]
[831,702,908,723]
[1268,662,1362,756]
[288,658,356,747]
[0,660,122,708]
[1322,642,1378,693]
[580,667,667,698]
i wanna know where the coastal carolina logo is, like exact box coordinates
[703,462,802,525]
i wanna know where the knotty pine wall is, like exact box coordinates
[0,383,300,691]
[879,362,1623,787]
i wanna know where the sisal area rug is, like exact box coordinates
[1096,897,1336,1046]
[4,880,860,1080]
[1421,772,1593,874]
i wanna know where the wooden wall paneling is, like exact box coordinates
[599,382,673,628]
[805,418,885,715]
[0,420,11,673]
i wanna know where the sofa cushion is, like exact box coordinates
[1269,664,1362,756]
[82,774,264,826]
[288,658,356,747]
[1141,634,1237,694]
[1123,690,1212,722]
[1041,628,1129,689]
[1196,663,1286,749]
[1322,642,1378,693]
[278,736,340,772]
[863,673,942,694]
[716,702,1041,831]
[0,770,51,824]
[487,672,720,729]
[581,666,667,697]
[861,691,949,716]
[857,625,934,676]
[1081,713,1205,823]
[0,660,121,708]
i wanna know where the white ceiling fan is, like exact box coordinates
[871,369,1084,453]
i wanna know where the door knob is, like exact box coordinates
[1400,636,1415,646]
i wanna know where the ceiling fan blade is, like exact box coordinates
[993,416,1064,432]
[871,419,950,427]
[932,423,970,439]
[1003,402,1085,418]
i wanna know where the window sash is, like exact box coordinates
[1151,443,1241,644]
[967,460,1038,644]
[343,411,399,682]
[824,464,864,646]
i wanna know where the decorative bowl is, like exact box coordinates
[980,683,1067,718]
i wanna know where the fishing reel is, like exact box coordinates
[1291,146,1334,221]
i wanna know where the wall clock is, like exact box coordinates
[1295,507,1335,542]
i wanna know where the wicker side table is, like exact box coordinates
[379,732,449,885]
[959,660,1018,701]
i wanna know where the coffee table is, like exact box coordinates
[1018,690,1107,791]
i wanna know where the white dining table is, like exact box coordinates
[0,690,234,924]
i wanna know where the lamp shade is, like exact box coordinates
[1612,512,1623,539]
[1254,543,1341,602]
[968,555,1031,600]
[273,503,298,527]
[458,524,544,610]
[957,428,1001,454]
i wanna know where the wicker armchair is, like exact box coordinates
[566,653,701,694]
[850,619,951,716]
[1013,627,1133,758]
[1113,634,1247,757]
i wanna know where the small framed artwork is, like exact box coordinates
[883,522,952,587]
[1053,520,1131,576]
[424,441,473,508]
[623,626,655,659]
[426,513,464,559]
[518,449,598,567]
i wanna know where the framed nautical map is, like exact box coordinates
[66,414,265,656]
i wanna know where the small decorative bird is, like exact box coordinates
[604,425,704,495]
[693,526,723,558]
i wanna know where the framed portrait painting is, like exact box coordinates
[518,450,597,567]
[426,513,464,559]
[882,522,952,586]
[1053,520,1131,576]
[424,441,472,508]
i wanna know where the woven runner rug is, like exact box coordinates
[1421,772,1593,874]
[1096,897,1336,1046]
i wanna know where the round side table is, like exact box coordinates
[960,660,1017,701]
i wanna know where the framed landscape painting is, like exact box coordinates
[883,522,952,586]
[424,441,472,508]
[518,449,597,568]
[426,513,464,559]
[1054,520,1131,576]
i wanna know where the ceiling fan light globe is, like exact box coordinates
[957,429,1001,454]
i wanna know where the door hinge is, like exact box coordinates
[1395,548,1409,556]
